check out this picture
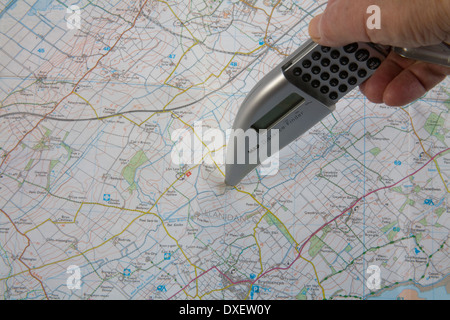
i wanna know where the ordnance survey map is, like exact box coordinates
[0,0,449,300]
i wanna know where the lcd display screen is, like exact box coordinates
[251,93,305,130]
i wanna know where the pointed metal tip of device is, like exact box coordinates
[224,178,234,187]
[224,175,240,187]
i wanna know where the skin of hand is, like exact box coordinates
[308,0,450,106]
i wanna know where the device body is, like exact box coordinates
[393,42,450,67]
[225,39,388,186]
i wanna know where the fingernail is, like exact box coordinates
[309,15,322,41]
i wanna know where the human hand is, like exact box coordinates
[308,0,450,106]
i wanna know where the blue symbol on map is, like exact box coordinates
[414,248,420,255]
[169,54,176,59]
[424,199,434,206]
[259,40,264,45]
[164,252,171,260]
[123,268,131,277]
[394,160,402,166]
[103,194,110,201]
[230,62,237,67]
[252,285,259,293]
[37,48,45,53]
[157,285,166,292]
[104,46,110,51]
[250,273,256,280]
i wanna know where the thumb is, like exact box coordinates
[308,0,450,48]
